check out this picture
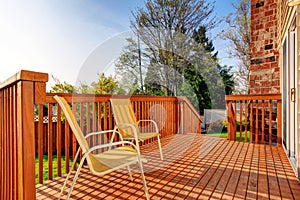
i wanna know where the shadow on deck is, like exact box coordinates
[36,134,300,199]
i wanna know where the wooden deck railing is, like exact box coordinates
[34,93,202,184]
[225,94,282,146]
[0,70,48,200]
[177,97,202,134]
[0,70,202,197]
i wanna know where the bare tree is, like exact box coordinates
[131,0,216,96]
[115,37,146,94]
[221,0,250,94]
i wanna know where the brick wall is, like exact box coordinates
[250,0,280,94]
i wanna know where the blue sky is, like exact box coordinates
[0,0,238,88]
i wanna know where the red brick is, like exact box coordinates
[261,87,271,94]
[256,24,264,29]
[250,88,261,94]
[250,0,278,95]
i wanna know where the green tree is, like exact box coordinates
[182,26,216,114]
[51,73,119,95]
[76,83,92,94]
[217,65,234,95]
[50,75,75,93]
[221,0,250,94]
[182,26,234,113]
[90,73,118,94]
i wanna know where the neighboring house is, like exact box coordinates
[250,0,300,181]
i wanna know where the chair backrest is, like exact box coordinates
[53,95,90,153]
[110,98,139,137]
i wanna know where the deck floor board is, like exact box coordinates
[36,134,300,199]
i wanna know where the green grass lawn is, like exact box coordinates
[205,130,250,142]
[35,155,73,184]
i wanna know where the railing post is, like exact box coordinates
[227,100,236,141]
[0,70,48,200]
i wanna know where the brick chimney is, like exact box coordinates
[250,0,280,94]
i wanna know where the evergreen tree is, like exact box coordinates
[183,26,234,114]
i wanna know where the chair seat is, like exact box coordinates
[123,132,160,141]
[89,146,147,173]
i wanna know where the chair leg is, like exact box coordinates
[157,135,163,160]
[137,157,149,200]
[127,165,133,181]
[65,158,85,200]
[59,148,81,200]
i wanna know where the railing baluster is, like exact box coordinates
[250,100,253,143]
[277,100,282,146]
[8,88,12,198]
[262,100,265,144]
[80,102,84,134]
[108,101,113,131]
[103,102,107,131]
[0,91,3,200]
[65,120,70,174]
[12,85,17,198]
[92,102,97,146]
[233,100,237,140]
[79,103,84,159]
[269,100,273,145]
[48,103,53,180]
[99,102,103,151]
[72,102,77,169]
[239,100,243,142]
[87,102,91,136]
[103,102,107,151]
[38,104,44,184]
[4,89,7,200]
[56,105,62,177]
[142,101,145,134]
[245,101,248,143]
[108,101,113,143]
[256,100,259,144]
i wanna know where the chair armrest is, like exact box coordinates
[137,119,159,133]
[85,128,123,141]
[85,140,140,155]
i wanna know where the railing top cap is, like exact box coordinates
[0,70,48,89]
[225,94,282,101]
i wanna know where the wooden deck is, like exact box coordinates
[36,134,300,199]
